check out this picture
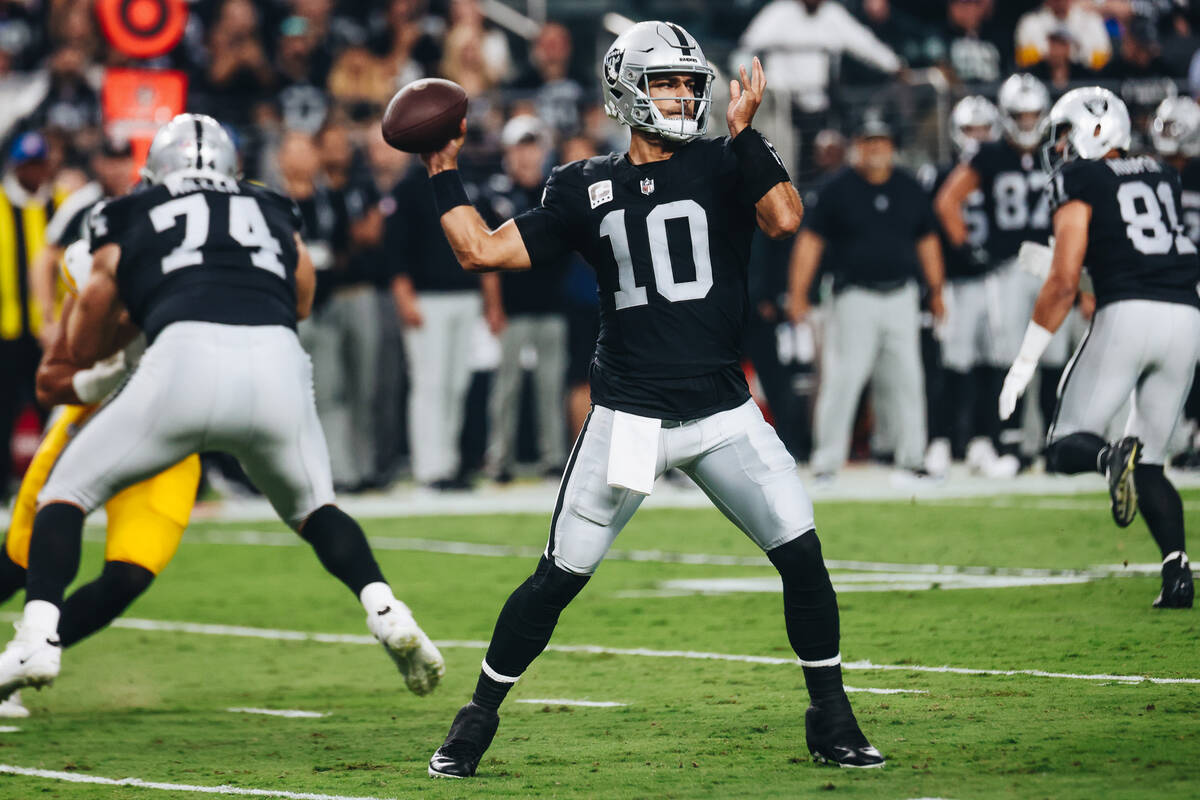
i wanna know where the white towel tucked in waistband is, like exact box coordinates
[606,410,661,495]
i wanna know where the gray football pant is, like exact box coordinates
[548,400,814,575]
[299,286,381,486]
[40,322,335,528]
[487,313,568,475]
[1049,299,1200,465]
[403,291,482,483]
[812,282,927,474]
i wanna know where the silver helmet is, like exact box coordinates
[141,113,239,184]
[1150,96,1200,158]
[601,21,715,143]
[1041,86,1131,173]
[997,73,1050,151]
[949,95,1000,157]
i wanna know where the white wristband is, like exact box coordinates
[1015,321,1054,366]
[71,352,127,403]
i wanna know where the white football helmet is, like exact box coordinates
[601,21,715,143]
[142,113,239,184]
[1150,96,1200,158]
[997,74,1050,151]
[950,95,1000,157]
[1041,86,1131,173]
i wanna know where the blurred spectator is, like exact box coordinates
[327,46,392,120]
[1098,15,1171,79]
[384,162,481,491]
[440,22,501,99]
[445,0,511,86]
[6,44,101,157]
[1027,27,1097,91]
[736,0,900,179]
[201,0,275,128]
[368,0,442,84]
[275,15,331,133]
[511,22,585,138]
[788,114,944,481]
[0,0,46,72]
[854,0,946,74]
[0,131,55,501]
[478,116,568,482]
[942,0,1006,83]
[1016,0,1112,70]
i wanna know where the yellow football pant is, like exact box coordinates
[5,405,200,575]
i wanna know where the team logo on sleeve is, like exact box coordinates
[589,179,614,209]
[640,178,655,196]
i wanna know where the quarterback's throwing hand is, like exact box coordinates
[727,56,767,137]
[420,119,467,175]
[998,357,1036,421]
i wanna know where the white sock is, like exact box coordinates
[359,582,401,616]
[22,600,60,635]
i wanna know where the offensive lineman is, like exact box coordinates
[936,74,1070,473]
[999,87,1197,609]
[422,22,883,777]
[0,114,446,697]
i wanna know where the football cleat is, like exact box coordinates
[429,702,500,778]
[0,691,29,718]
[366,602,445,696]
[1103,437,1141,528]
[806,698,885,768]
[0,623,61,700]
[1154,552,1194,609]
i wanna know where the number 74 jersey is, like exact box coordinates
[1052,155,1200,310]
[88,175,303,343]
[514,138,762,418]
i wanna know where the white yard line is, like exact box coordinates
[0,727,19,733]
[227,708,328,719]
[82,617,1200,687]
[515,698,627,707]
[0,764,393,800]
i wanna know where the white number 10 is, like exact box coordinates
[600,199,714,309]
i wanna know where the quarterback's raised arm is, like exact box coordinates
[421,122,533,273]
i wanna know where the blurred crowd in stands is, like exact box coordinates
[2,0,1200,500]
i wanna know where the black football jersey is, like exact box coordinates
[89,174,302,342]
[968,139,1052,263]
[514,137,764,419]
[1052,156,1200,309]
[920,162,990,279]
[1178,157,1200,246]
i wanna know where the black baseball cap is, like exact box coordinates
[855,109,893,140]
[99,136,133,158]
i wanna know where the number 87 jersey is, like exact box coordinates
[88,174,303,343]
[1052,155,1200,310]
[513,138,762,419]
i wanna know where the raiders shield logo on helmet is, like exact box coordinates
[604,48,623,87]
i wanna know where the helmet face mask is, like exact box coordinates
[602,21,715,143]
[142,113,240,185]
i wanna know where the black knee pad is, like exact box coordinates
[100,560,155,603]
[528,556,590,609]
[767,530,832,589]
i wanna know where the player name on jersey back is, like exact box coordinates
[1054,156,1200,309]
[89,177,304,342]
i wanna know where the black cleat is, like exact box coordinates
[805,698,885,768]
[428,702,500,778]
[1153,553,1194,609]
[1103,437,1141,528]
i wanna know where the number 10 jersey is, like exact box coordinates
[1052,156,1200,310]
[514,138,763,420]
[89,174,303,343]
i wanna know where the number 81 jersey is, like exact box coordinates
[1052,155,1200,309]
[88,174,303,343]
[514,138,761,419]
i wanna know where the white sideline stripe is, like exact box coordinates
[122,527,1165,578]
[86,617,1200,687]
[845,687,926,695]
[0,727,19,733]
[227,707,328,719]
[516,698,627,707]
[0,764,392,800]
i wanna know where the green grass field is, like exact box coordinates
[0,490,1197,799]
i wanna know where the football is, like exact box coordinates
[381,78,468,154]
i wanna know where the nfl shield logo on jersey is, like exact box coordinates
[640,178,655,196]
